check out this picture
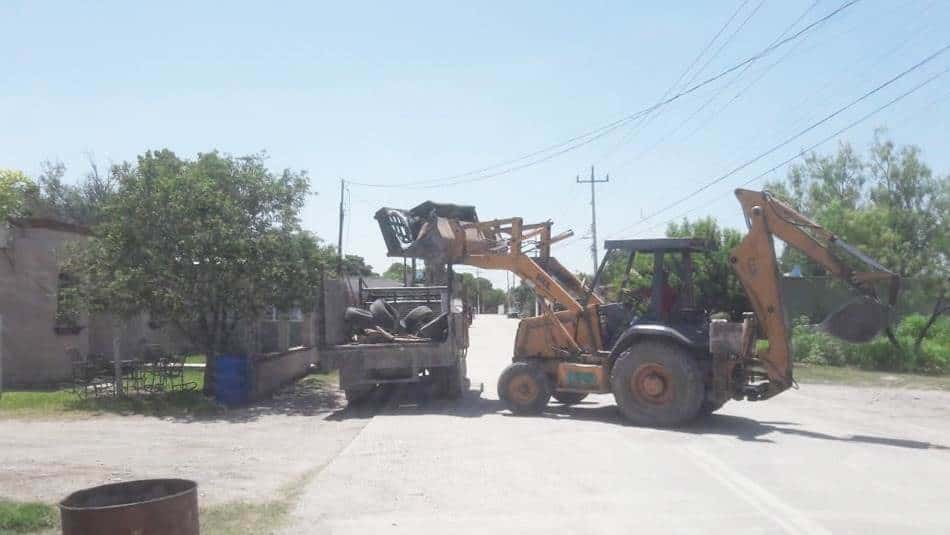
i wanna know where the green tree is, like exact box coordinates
[453,272,504,312]
[767,131,949,347]
[666,217,747,318]
[69,149,326,393]
[338,254,377,277]
[26,158,117,226]
[594,218,747,318]
[509,280,536,314]
[0,168,37,220]
[382,262,408,282]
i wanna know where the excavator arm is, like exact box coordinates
[730,189,899,396]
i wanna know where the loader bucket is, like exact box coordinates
[817,296,892,343]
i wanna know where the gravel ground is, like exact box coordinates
[4,315,950,535]
[0,383,367,506]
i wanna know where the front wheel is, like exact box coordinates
[611,340,704,427]
[498,361,551,415]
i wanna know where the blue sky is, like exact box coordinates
[3,1,948,288]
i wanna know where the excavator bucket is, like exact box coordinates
[817,295,892,343]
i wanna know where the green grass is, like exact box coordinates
[0,499,57,534]
[0,369,221,419]
[795,363,950,390]
[183,354,206,365]
[200,461,321,535]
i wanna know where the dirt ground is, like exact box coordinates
[4,316,950,534]
[0,380,367,506]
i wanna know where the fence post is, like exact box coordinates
[112,318,123,397]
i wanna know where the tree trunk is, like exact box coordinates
[885,327,900,349]
[915,289,947,352]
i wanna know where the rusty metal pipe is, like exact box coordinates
[60,478,198,535]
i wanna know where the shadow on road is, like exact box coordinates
[168,374,950,452]
[327,383,505,421]
[683,414,950,450]
[525,403,950,451]
[146,374,348,424]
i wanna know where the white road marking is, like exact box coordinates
[681,444,831,535]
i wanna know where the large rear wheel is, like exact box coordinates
[610,340,703,426]
[498,361,551,415]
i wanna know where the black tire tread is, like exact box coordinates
[497,361,551,415]
[610,339,704,427]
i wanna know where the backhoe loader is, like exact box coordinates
[374,189,899,426]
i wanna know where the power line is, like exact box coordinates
[595,0,753,163]
[682,0,767,88]
[348,0,862,190]
[614,0,821,171]
[618,64,950,238]
[678,0,823,141]
[554,51,949,254]
[748,4,939,145]
[603,42,950,238]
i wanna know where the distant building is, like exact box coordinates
[0,218,94,387]
[0,218,318,388]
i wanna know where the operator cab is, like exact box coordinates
[592,238,715,349]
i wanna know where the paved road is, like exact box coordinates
[285,315,950,534]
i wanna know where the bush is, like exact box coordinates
[789,314,950,374]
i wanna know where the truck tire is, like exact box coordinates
[552,391,588,405]
[344,307,375,331]
[370,299,400,333]
[401,305,435,334]
[698,399,727,416]
[610,339,703,427]
[416,313,448,340]
[498,361,551,415]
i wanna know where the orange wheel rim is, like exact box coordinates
[630,363,675,405]
[508,375,539,405]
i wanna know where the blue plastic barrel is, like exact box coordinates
[213,355,250,406]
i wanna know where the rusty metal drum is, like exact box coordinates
[60,478,198,535]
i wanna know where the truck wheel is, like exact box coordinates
[344,386,374,405]
[698,399,727,416]
[552,391,588,405]
[498,361,551,415]
[610,340,703,427]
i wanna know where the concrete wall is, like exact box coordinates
[249,347,315,401]
[0,223,90,387]
[0,218,319,389]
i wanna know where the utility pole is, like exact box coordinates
[337,178,345,275]
[475,268,481,315]
[576,165,609,275]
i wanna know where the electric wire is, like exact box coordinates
[682,0,767,88]
[347,0,861,189]
[554,53,949,253]
[614,0,821,171]
[602,42,950,239]
[614,65,950,239]
[594,0,754,163]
